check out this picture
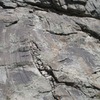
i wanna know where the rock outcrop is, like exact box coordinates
[0,0,100,100]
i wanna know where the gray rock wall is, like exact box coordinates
[0,0,100,100]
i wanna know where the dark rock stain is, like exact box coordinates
[12,69,36,85]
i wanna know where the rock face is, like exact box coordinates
[0,0,100,100]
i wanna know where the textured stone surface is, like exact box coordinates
[0,0,100,100]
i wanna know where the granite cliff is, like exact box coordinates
[0,0,100,100]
